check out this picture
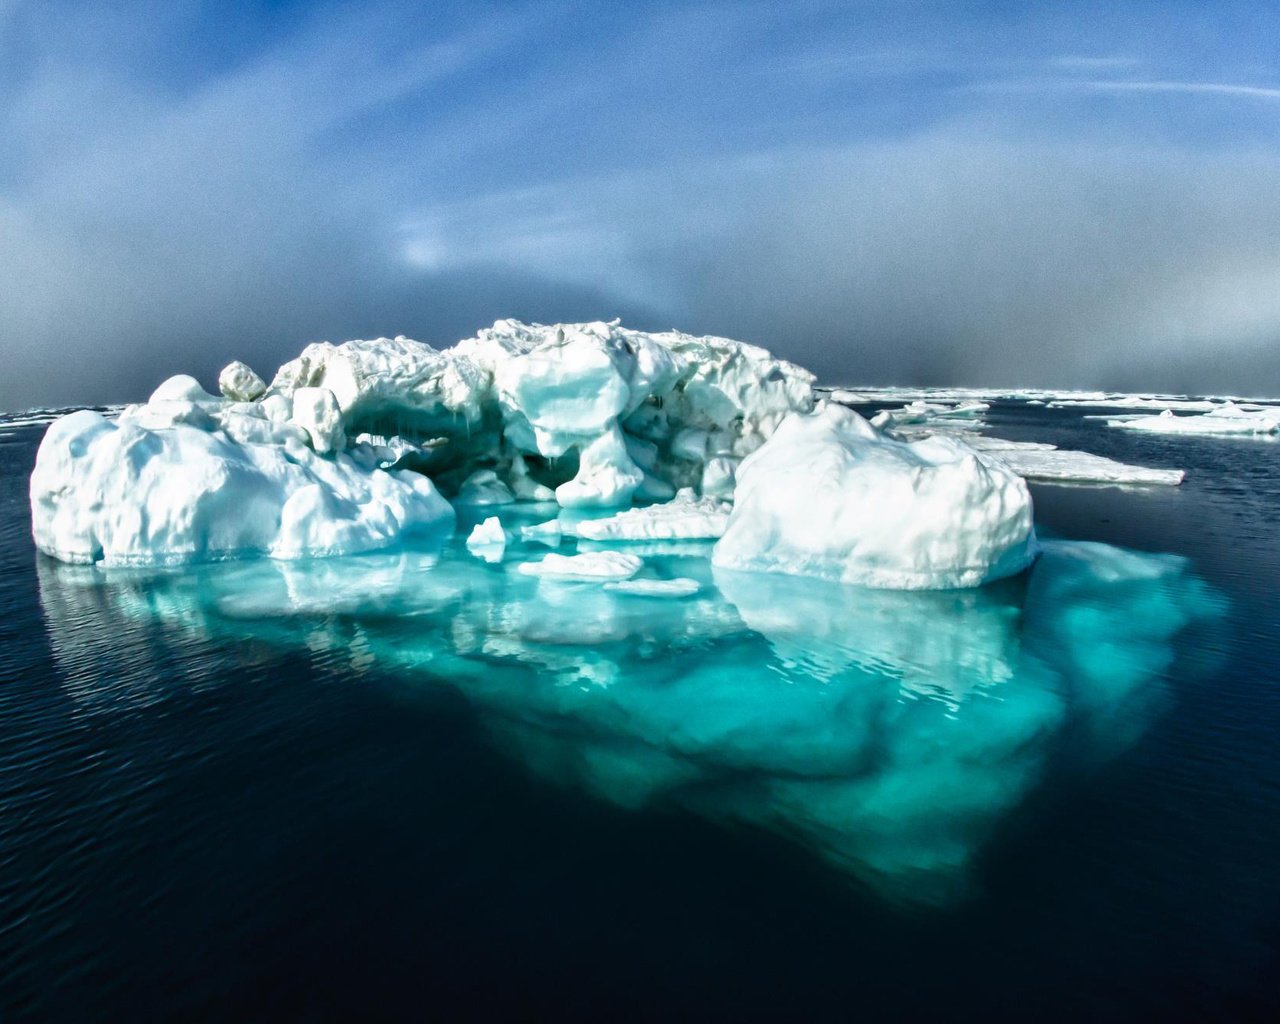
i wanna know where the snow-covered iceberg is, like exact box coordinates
[31,319,814,567]
[265,318,815,509]
[712,404,1037,588]
[30,397,453,566]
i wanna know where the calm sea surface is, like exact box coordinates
[2,402,1279,1021]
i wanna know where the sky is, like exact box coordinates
[4,0,1280,409]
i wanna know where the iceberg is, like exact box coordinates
[32,319,816,567]
[217,360,267,402]
[712,404,1037,589]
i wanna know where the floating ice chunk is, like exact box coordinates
[1108,406,1280,436]
[987,447,1185,485]
[456,469,516,505]
[466,516,507,562]
[602,577,700,597]
[289,387,345,454]
[519,518,563,547]
[573,489,731,541]
[713,405,1037,589]
[516,551,643,581]
[869,399,988,431]
[30,410,453,565]
[1049,395,1220,412]
[218,361,267,402]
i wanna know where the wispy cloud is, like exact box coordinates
[4,1,1280,407]
[1083,78,1280,100]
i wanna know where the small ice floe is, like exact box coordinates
[870,399,989,430]
[602,577,701,598]
[986,448,1185,486]
[466,516,507,562]
[516,551,643,582]
[1107,405,1280,437]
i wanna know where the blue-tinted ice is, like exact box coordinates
[37,527,1223,905]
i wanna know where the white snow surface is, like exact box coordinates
[712,405,1037,589]
[31,402,454,566]
[987,447,1185,486]
[889,427,1185,486]
[870,400,989,430]
[218,361,267,402]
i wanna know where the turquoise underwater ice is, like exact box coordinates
[36,524,1223,906]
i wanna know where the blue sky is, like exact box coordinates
[4,0,1280,407]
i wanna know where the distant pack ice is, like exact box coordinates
[30,318,1041,588]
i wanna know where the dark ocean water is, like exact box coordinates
[2,403,1279,1022]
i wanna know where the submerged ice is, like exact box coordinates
[36,530,1223,905]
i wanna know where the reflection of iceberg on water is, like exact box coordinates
[37,538,1223,905]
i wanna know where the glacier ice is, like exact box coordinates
[712,404,1037,588]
